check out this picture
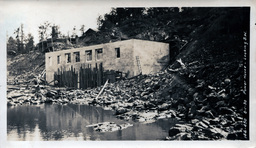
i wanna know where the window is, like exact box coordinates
[95,48,103,60]
[86,50,92,61]
[65,53,71,63]
[57,55,61,64]
[74,52,80,62]
[115,48,120,58]
[49,56,52,66]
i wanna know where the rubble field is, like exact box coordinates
[7,58,247,140]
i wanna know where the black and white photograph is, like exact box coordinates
[0,1,255,148]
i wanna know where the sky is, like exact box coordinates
[0,1,112,44]
[2,1,254,44]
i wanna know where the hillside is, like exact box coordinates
[7,50,45,84]
[82,7,249,140]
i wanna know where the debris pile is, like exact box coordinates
[7,50,45,84]
[7,57,247,140]
[7,55,247,140]
[86,122,133,132]
[85,58,246,140]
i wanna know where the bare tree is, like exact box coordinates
[71,26,77,38]
[13,24,25,53]
[38,21,51,41]
[80,25,85,36]
[24,33,35,53]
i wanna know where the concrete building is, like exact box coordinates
[45,39,170,85]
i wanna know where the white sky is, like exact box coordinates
[0,1,112,43]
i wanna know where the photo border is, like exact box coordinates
[0,0,255,148]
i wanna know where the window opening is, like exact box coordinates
[74,52,80,62]
[115,48,120,58]
[65,53,71,63]
[49,56,52,66]
[95,48,103,60]
[86,50,92,61]
[57,55,61,64]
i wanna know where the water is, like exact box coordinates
[7,104,177,141]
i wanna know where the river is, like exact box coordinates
[7,104,178,141]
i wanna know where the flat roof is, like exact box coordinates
[45,39,168,55]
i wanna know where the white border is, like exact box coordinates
[0,0,255,148]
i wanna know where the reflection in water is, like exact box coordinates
[7,104,177,141]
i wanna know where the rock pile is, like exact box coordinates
[83,60,247,140]
[86,122,133,132]
[7,84,88,106]
[7,59,247,140]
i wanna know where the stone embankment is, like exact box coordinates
[7,60,246,140]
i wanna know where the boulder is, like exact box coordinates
[209,127,228,138]
[169,127,181,137]
[152,83,161,90]
[144,78,151,83]
[7,101,17,106]
[86,122,133,132]
[219,107,234,115]
[196,121,209,128]
[45,91,57,98]
[45,98,53,103]
[226,132,245,140]
[144,102,156,109]
[141,91,149,97]
[205,110,215,118]
[127,97,135,103]
[175,124,193,132]
[209,117,220,125]
[224,78,231,84]
[115,108,128,115]
[158,103,170,111]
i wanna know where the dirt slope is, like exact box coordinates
[7,50,45,83]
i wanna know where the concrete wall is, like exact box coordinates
[133,40,170,75]
[45,39,169,84]
[102,40,135,77]
[46,40,135,84]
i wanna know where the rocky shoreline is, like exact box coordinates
[7,62,247,140]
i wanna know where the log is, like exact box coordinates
[95,79,109,100]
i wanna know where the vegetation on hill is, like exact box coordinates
[7,50,45,83]
[89,7,249,140]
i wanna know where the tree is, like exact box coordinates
[71,26,77,38]
[97,8,146,30]
[38,21,51,41]
[51,24,62,39]
[80,25,85,36]
[7,36,17,55]
[97,15,104,29]
[20,24,24,52]
[51,25,58,39]
[38,21,51,52]
[13,24,25,53]
[13,27,20,50]
[24,33,35,52]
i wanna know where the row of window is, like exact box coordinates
[50,48,120,65]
